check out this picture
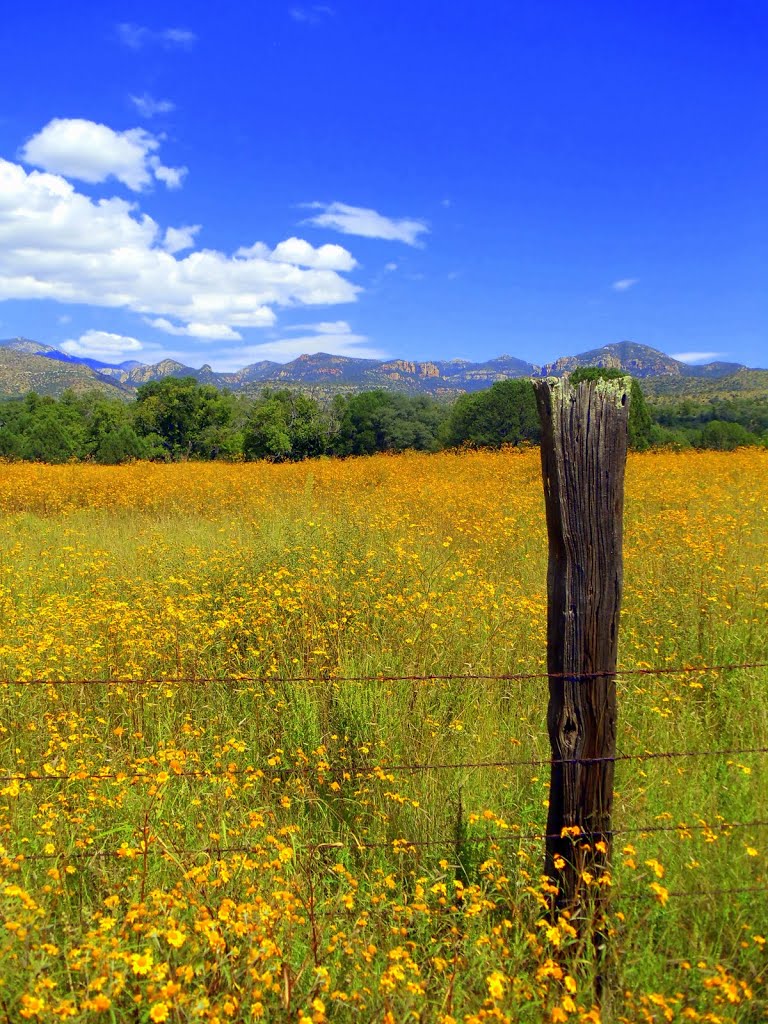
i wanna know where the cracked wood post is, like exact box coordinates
[533,375,630,912]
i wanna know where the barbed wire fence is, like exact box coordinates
[2,661,767,906]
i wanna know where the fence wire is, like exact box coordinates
[1,743,766,784]
[4,818,767,863]
[1,660,765,910]
[1,660,766,687]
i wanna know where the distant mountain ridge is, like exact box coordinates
[0,336,763,400]
[539,341,747,379]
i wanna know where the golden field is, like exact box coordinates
[0,448,766,1022]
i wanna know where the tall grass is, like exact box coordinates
[0,449,766,1021]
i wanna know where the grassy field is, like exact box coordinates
[0,449,766,1023]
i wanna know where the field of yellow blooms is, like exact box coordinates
[0,448,766,1023]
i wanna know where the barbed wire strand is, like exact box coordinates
[2,744,765,784]
[2,840,765,905]
[618,886,768,902]
[1,661,766,688]
[4,818,766,863]
[2,664,765,910]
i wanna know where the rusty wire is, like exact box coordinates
[0,661,765,688]
[4,817,766,863]
[1,743,765,784]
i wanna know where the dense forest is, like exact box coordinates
[0,374,765,464]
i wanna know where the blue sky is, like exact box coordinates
[0,1,765,370]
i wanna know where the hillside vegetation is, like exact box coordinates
[642,368,768,400]
[1,337,764,400]
[0,348,129,399]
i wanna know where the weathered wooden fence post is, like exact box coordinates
[533,375,630,913]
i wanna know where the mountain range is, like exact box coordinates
[0,337,764,401]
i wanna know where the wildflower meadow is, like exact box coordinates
[0,448,765,1022]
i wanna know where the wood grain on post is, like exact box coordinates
[533,376,630,911]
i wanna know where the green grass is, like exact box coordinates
[0,451,765,1021]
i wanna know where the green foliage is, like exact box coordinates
[242,390,332,461]
[134,377,243,459]
[0,394,85,463]
[650,393,768,449]
[0,372,763,464]
[442,379,540,449]
[695,419,760,451]
[243,396,293,461]
[21,408,80,463]
[79,396,147,464]
[333,391,447,456]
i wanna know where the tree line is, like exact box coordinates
[0,374,764,464]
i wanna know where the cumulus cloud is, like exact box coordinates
[117,23,197,49]
[129,94,176,118]
[313,320,352,334]
[163,225,201,254]
[21,118,186,192]
[304,202,429,246]
[61,330,144,359]
[236,237,357,271]
[611,278,639,292]
[145,318,242,341]
[670,351,726,364]
[151,161,186,189]
[0,158,361,337]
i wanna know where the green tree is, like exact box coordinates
[22,408,80,463]
[133,377,239,459]
[333,391,446,456]
[93,422,146,463]
[242,390,330,461]
[242,396,293,461]
[0,399,25,458]
[695,420,758,451]
[442,380,540,449]
[76,397,145,463]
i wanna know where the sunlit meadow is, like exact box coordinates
[0,448,766,1022]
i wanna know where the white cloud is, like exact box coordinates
[0,158,361,336]
[61,330,144,359]
[314,320,352,334]
[163,28,197,47]
[611,278,639,292]
[235,238,355,271]
[304,202,429,246]
[129,94,176,118]
[146,318,242,341]
[163,225,201,253]
[282,320,351,334]
[21,118,186,192]
[151,160,186,189]
[289,6,334,23]
[670,351,726,364]
[117,23,197,49]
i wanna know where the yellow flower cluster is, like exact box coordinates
[0,448,765,1020]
